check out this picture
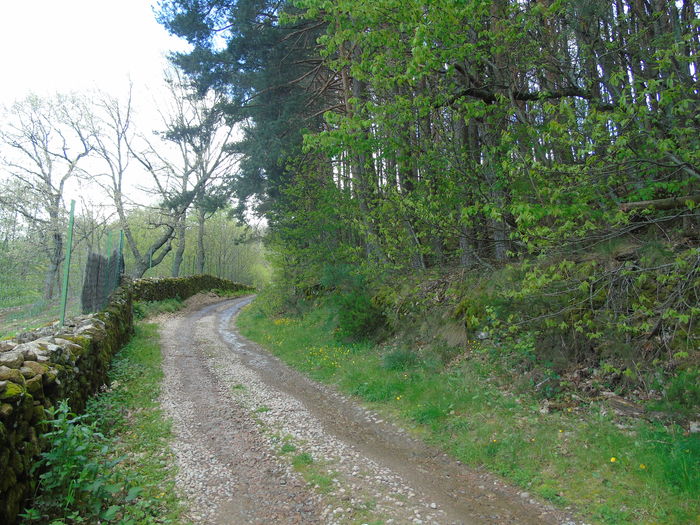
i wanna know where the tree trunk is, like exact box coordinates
[196,208,206,274]
[459,227,477,268]
[171,214,186,277]
[43,209,63,300]
[43,231,63,300]
[349,66,386,264]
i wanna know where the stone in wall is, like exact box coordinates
[0,275,252,524]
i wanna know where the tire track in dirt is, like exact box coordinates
[159,296,582,524]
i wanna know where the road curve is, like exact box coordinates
[158,296,580,525]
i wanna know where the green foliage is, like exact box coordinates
[20,401,141,524]
[319,265,385,341]
[120,207,265,284]
[21,323,183,525]
[158,0,699,360]
[334,288,383,341]
[658,368,700,415]
[133,298,184,320]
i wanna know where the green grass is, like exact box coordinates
[86,322,185,522]
[280,442,297,454]
[0,272,44,309]
[237,302,700,525]
[0,297,81,340]
[292,452,314,468]
[287,451,338,495]
[22,322,186,524]
[133,297,185,319]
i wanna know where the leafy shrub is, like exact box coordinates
[335,289,384,341]
[319,264,386,340]
[21,401,143,524]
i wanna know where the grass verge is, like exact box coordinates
[21,322,185,524]
[133,297,185,319]
[237,302,700,525]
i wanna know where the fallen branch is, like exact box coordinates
[619,194,700,212]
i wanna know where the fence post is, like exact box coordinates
[60,200,76,326]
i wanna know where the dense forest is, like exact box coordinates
[158,0,699,406]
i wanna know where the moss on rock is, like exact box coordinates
[0,382,24,402]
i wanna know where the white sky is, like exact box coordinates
[0,0,189,104]
[0,0,195,214]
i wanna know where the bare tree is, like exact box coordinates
[0,95,92,299]
[137,69,239,277]
[88,75,238,278]
[88,88,180,278]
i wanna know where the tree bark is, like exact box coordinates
[196,208,206,274]
[172,214,186,277]
[43,230,63,300]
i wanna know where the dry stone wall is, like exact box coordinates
[0,275,253,524]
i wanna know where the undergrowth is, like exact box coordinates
[133,298,184,319]
[20,323,184,524]
[237,298,700,525]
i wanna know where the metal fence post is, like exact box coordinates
[60,200,76,326]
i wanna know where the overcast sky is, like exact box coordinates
[0,0,189,107]
[0,0,195,211]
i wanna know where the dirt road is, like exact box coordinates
[158,296,580,524]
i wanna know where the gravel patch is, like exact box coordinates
[157,296,585,525]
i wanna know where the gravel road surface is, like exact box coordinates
[158,295,581,525]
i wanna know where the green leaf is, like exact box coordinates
[100,505,120,521]
[126,486,143,502]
